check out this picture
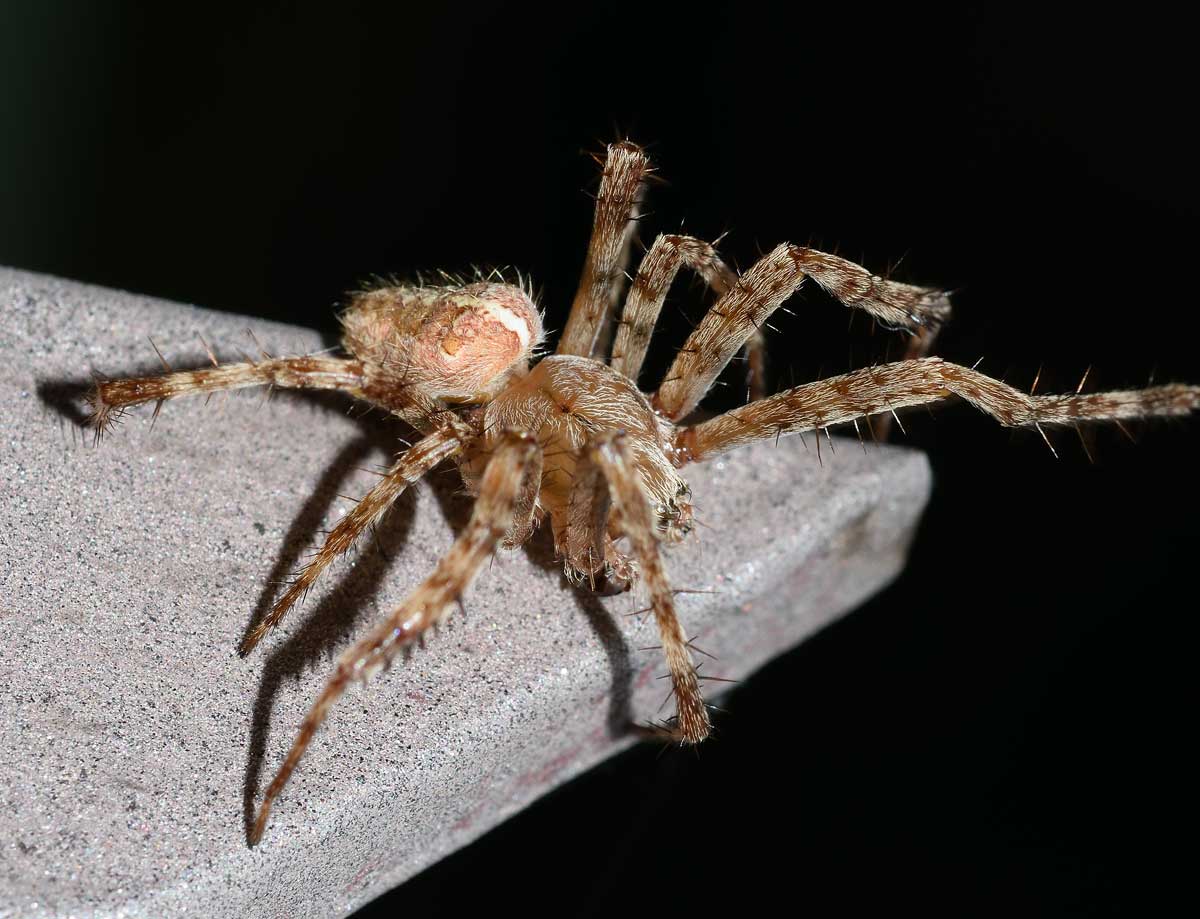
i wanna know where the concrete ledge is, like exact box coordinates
[0,267,931,918]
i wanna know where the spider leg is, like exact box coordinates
[871,324,944,439]
[588,432,710,744]
[88,355,369,441]
[671,357,1200,464]
[743,327,769,404]
[250,430,540,845]
[88,339,452,439]
[651,244,952,422]
[557,141,650,359]
[551,442,635,590]
[561,444,611,583]
[610,232,769,401]
[501,435,544,548]
[610,233,735,385]
[239,416,472,655]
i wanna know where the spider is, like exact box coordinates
[87,141,1199,845]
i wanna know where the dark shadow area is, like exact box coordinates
[237,433,379,654]
[570,578,637,740]
[38,349,644,849]
[36,370,423,844]
[35,377,93,431]
[240,476,419,843]
[426,460,640,742]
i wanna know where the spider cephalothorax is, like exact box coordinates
[87,140,1200,844]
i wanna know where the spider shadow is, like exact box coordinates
[244,429,638,845]
[36,376,98,435]
[36,373,639,840]
[236,396,433,844]
[35,375,420,840]
[426,485,640,744]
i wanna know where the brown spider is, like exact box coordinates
[87,141,1200,845]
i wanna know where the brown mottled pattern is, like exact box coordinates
[557,142,649,358]
[560,446,612,584]
[83,140,1197,846]
[874,323,945,438]
[250,433,538,845]
[654,243,952,422]
[590,434,710,743]
[240,420,469,654]
[676,358,1200,462]
[653,245,807,420]
[610,233,735,385]
[790,247,951,330]
[501,439,544,548]
[90,356,367,441]
[340,282,543,403]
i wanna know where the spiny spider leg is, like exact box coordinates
[562,444,611,583]
[671,357,1200,464]
[610,232,769,402]
[872,324,945,439]
[557,142,650,359]
[250,431,541,846]
[610,233,736,385]
[88,355,368,441]
[588,432,709,743]
[87,348,446,439]
[652,243,952,422]
[556,440,630,590]
[501,435,544,548]
[240,416,472,655]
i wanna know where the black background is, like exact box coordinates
[4,3,1196,915]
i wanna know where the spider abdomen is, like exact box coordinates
[341,281,542,402]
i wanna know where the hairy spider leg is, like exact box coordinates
[88,352,439,442]
[610,233,736,386]
[613,233,769,403]
[559,443,613,587]
[250,432,541,846]
[588,432,710,744]
[240,416,471,655]
[500,434,545,548]
[557,142,649,359]
[671,357,1200,464]
[651,243,952,423]
[88,355,364,440]
[871,324,945,439]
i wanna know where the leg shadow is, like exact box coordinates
[241,475,419,843]
[236,434,379,652]
[327,424,638,746]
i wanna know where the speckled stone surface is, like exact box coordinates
[0,267,932,918]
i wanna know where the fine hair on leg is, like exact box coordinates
[871,323,946,439]
[249,431,540,845]
[557,142,650,359]
[609,233,735,385]
[588,432,710,743]
[88,354,370,443]
[240,417,471,655]
[652,243,952,421]
[672,357,1200,464]
[559,444,612,587]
